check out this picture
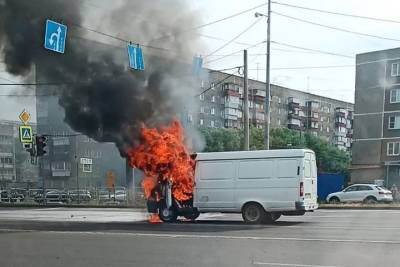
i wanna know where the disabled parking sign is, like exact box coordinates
[44,19,67,54]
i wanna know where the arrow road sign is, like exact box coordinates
[192,56,203,75]
[19,126,33,143]
[127,44,145,70]
[44,19,67,53]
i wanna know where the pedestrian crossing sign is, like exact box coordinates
[19,126,33,143]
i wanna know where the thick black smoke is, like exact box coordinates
[0,0,201,155]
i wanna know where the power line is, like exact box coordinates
[147,2,268,43]
[195,70,240,97]
[272,41,354,58]
[70,22,172,52]
[204,19,262,58]
[251,64,355,70]
[204,40,266,65]
[272,1,400,24]
[273,11,400,43]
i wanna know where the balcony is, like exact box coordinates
[307,101,320,111]
[288,124,302,131]
[335,121,347,128]
[308,122,319,129]
[288,113,300,120]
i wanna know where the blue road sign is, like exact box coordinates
[44,19,67,54]
[127,44,145,71]
[192,56,203,75]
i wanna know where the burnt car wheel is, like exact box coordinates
[158,203,177,223]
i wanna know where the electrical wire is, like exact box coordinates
[272,1,400,24]
[195,70,240,97]
[147,2,268,43]
[204,40,266,65]
[272,41,354,58]
[273,11,400,43]
[204,19,262,58]
[252,64,355,70]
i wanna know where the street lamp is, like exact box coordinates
[254,0,271,150]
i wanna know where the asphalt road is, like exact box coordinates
[0,208,399,267]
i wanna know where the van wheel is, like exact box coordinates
[158,203,177,223]
[263,212,281,224]
[184,210,200,221]
[242,203,266,224]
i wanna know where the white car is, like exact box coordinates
[326,184,393,204]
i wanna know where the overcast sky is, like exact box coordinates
[2,0,400,121]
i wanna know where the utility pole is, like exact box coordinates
[265,0,271,150]
[243,49,249,151]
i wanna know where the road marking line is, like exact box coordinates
[253,262,344,267]
[2,229,399,245]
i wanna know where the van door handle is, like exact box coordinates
[297,166,300,175]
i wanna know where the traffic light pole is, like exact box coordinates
[75,135,80,204]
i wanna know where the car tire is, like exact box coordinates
[363,196,377,204]
[158,203,177,223]
[184,210,200,221]
[329,197,340,204]
[242,203,266,224]
[263,212,281,224]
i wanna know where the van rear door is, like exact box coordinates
[300,152,318,210]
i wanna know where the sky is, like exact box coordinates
[2,0,400,121]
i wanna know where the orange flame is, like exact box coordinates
[127,120,195,202]
[148,213,162,224]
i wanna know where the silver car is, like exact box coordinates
[326,184,393,204]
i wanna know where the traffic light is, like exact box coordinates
[36,135,47,156]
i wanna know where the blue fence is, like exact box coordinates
[317,173,345,201]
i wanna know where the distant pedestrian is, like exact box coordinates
[391,184,398,202]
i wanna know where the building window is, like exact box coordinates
[221,111,224,117]
[278,108,281,114]
[327,117,330,123]
[387,142,400,156]
[210,120,215,127]
[199,119,204,126]
[199,94,205,101]
[201,80,205,88]
[321,117,324,122]
[392,63,400,77]
[211,82,215,90]
[278,119,281,125]
[187,114,193,122]
[327,127,330,133]
[211,108,215,115]
[211,95,216,102]
[200,106,205,113]
[389,116,400,129]
[390,89,400,103]
[278,97,281,104]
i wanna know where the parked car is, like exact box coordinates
[34,190,69,204]
[69,190,91,202]
[98,189,127,203]
[326,184,393,204]
[0,190,24,203]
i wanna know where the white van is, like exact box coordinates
[150,149,318,224]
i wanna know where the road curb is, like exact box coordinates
[0,203,146,209]
[319,204,400,210]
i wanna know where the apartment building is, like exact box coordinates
[192,70,354,151]
[352,47,400,185]
[0,120,39,186]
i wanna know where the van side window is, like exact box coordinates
[277,159,298,178]
[304,160,311,178]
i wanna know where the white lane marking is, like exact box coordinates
[253,262,344,267]
[1,229,400,245]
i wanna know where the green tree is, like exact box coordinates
[198,127,350,174]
